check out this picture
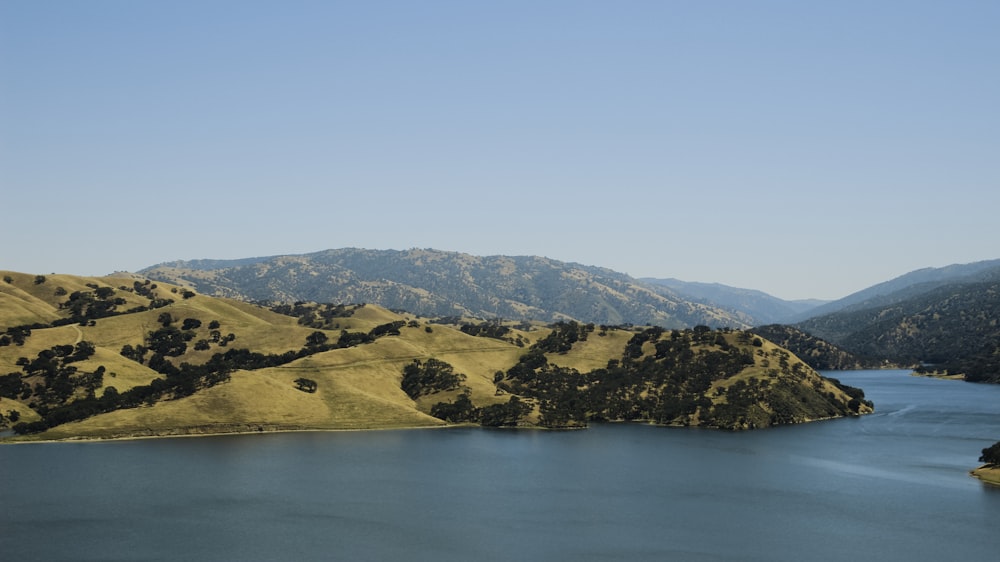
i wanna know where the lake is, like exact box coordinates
[1,370,999,561]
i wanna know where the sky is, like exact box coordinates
[2,1,998,300]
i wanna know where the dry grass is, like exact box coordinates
[0,397,41,424]
[546,329,631,372]
[971,466,1000,487]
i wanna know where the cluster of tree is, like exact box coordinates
[750,325,881,370]
[825,377,874,413]
[54,282,175,326]
[460,321,510,340]
[0,324,45,346]
[370,320,406,338]
[980,441,1000,465]
[167,286,197,299]
[58,286,127,323]
[709,375,869,429]
[12,310,414,435]
[1,342,104,428]
[0,409,21,428]
[15,340,328,435]
[534,321,595,354]
[270,302,360,329]
[401,359,467,399]
[429,393,531,427]
[11,360,232,435]
[0,372,29,400]
[486,326,866,430]
[1,282,176,349]
[399,357,532,427]
[121,318,233,364]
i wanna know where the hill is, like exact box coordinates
[795,280,1000,382]
[642,278,827,325]
[788,259,1000,322]
[138,248,751,329]
[750,325,884,371]
[0,270,871,440]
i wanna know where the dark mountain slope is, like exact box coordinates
[791,259,1000,322]
[750,325,883,371]
[796,281,1000,382]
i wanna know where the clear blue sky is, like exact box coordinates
[2,1,998,300]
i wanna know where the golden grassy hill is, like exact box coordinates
[0,271,873,441]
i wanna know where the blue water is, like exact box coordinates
[1,370,998,561]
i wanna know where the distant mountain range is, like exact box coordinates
[138,250,1000,382]
[140,248,755,329]
[640,278,828,325]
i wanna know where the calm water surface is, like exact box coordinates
[2,370,999,561]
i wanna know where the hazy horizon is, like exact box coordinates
[3,1,998,300]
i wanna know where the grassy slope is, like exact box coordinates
[1,272,533,438]
[1,271,870,441]
[38,318,529,439]
[545,329,632,372]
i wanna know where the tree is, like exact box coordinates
[146,327,188,356]
[479,396,530,427]
[401,359,466,399]
[980,441,1000,465]
[294,378,318,393]
[157,312,173,327]
[430,392,476,422]
[34,275,46,285]
[305,331,329,348]
[69,341,96,362]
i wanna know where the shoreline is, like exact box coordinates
[0,422,456,445]
[910,370,965,381]
[970,465,1000,486]
[0,410,874,444]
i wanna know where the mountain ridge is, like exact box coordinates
[139,248,754,329]
[787,259,1000,322]
[641,277,829,325]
